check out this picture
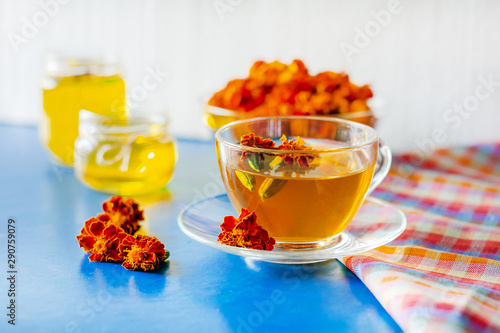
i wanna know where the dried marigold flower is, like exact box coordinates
[120,235,168,271]
[278,134,316,167]
[240,133,277,169]
[218,209,276,251]
[76,215,133,262]
[208,59,373,118]
[240,133,276,149]
[102,196,144,235]
[208,78,267,112]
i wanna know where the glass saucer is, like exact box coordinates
[178,194,406,264]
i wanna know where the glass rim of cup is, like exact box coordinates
[215,116,379,154]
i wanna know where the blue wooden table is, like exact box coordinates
[0,124,401,333]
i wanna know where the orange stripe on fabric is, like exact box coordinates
[352,246,500,290]
[375,246,500,267]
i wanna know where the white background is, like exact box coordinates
[1,0,499,153]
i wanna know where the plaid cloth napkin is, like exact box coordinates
[339,143,500,333]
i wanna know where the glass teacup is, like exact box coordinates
[215,116,391,249]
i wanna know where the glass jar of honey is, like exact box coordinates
[41,56,126,166]
[74,110,177,195]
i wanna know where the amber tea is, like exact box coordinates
[220,141,375,243]
[216,116,389,248]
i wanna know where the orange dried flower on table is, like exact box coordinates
[76,215,133,262]
[76,196,169,272]
[102,195,144,235]
[218,209,276,251]
[120,235,168,271]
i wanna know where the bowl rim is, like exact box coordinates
[215,115,379,154]
[205,104,375,120]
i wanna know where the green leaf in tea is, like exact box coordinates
[259,178,287,200]
[247,153,262,172]
[269,156,284,169]
[235,170,256,192]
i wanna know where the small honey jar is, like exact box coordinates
[41,55,126,166]
[74,110,176,195]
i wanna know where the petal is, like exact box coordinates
[79,226,88,236]
[217,231,227,242]
[88,253,103,262]
[97,213,111,222]
[77,235,96,251]
[82,217,97,234]
[245,212,257,227]
[298,156,309,167]
[89,220,106,236]
[284,156,294,165]
[221,216,238,231]
[102,224,118,238]
[107,248,122,262]
[122,261,134,270]
[149,244,164,255]
[135,234,147,242]
[239,209,251,219]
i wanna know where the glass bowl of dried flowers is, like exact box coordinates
[205,59,377,130]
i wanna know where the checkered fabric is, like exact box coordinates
[339,144,500,333]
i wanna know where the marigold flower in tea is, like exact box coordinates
[218,209,276,251]
[240,133,276,171]
[239,133,317,170]
[102,195,144,235]
[278,134,316,167]
[240,133,275,149]
[120,235,168,271]
[208,59,373,116]
[76,215,133,262]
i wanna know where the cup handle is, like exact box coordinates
[367,144,392,195]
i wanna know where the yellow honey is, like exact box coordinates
[41,58,126,166]
[75,112,176,195]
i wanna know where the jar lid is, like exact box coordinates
[78,110,169,137]
[44,54,122,77]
